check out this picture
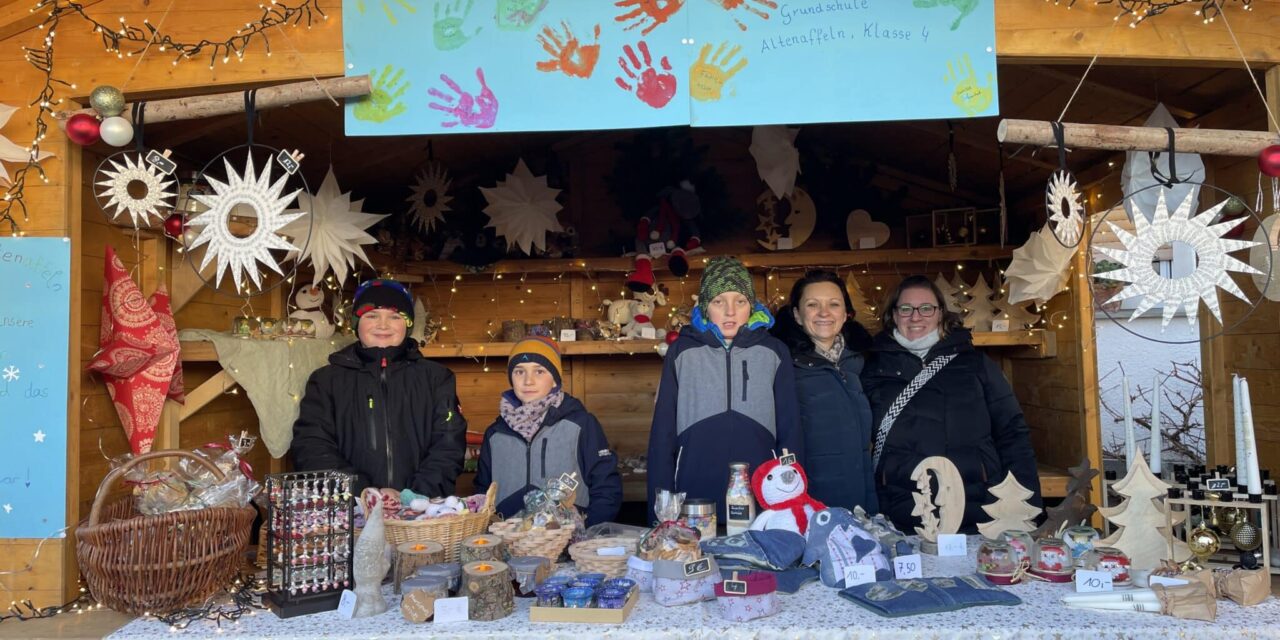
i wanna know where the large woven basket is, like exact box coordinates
[488,518,574,562]
[76,451,256,615]
[383,483,498,563]
[568,536,641,579]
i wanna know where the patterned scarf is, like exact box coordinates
[499,388,565,442]
[814,334,845,364]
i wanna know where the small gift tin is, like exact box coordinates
[417,562,463,594]
[681,498,717,540]
[597,587,629,609]
[561,586,594,608]
[653,557,719,607]
[626,555,655,592]
[535,583,565,608]
[712,571,780,622]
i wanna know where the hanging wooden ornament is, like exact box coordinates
[756,187,816,250]
[910,456,964,554]
[406,162,453,235]
[462,560,514,621]
[94,152,178,228]
[460,534,506,564]
[976,472,1043,539]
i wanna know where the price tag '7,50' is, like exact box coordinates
[893,554,923,579]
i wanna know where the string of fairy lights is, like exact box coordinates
[1061,0,1252,27]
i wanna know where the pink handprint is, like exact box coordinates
[614,41,676,109]
[427,67,499,129]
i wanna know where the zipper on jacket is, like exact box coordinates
[725,349,733,411]
[525,437,533,488]
[541,439,549,481]
[366,395,377,451]
[741,361,749,402]
[674,446,684,491]
[380,357,394,489]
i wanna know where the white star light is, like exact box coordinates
[2,504,11,514]
[187,155,307,291]
[1045,170,1084,246]
[2,365,18,382]
[95,153,177,227]
[406,163,453,235]
[481,159,563,255]
[280,167,388,286]
[1096,191,1260,328]
[33,430,46,443]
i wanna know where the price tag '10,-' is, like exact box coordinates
[893,554,923,579]
[844,564,877,587]
[1074,570,1113,593]
[936,533,967,556]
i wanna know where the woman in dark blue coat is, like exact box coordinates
[772,270,878,513]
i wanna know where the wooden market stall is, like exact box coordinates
[0,0,1278,613]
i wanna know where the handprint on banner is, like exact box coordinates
[433,0,481,51]
[495,0,548,31]
[944,54,993,116]
[690,41,747,102]
[614,42,677,109]
[615,0,684,36]
[353,65,409,123]
[912,0,979,31]
[356,0,418,26]
[427,68,499,129]
[706,0,775,31]
[535,22,602,79]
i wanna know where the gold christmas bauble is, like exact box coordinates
[1188,523,1221,559]
[1229,521,1262,552]
[89,85,126,117]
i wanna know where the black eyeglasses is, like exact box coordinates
[894,304,938,318]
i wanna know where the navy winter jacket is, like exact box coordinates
[475,392,622,527]
[647,304,802,522]
[861,328,1043,533]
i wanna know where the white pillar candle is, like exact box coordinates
[1149,375,1162,476]
[1240,378,1263,496]
[1234,375,1246,485]
[1123,376,1136,467]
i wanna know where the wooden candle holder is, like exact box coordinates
[461,534,507,564]
[1164,495,1274,574]
[462,560,514,621]
[394,540,446,594]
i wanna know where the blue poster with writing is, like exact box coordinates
[0,237,70,538]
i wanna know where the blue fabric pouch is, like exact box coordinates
[700,530,806,571]
[838,574,1022,618]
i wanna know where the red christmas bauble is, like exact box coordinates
[1260,145,1280,178]
[665,330,679,345]
[162,213,186,239]
[65,113,101,146]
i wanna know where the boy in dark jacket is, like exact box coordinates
[475,337,622,527]
[647,256,802,523]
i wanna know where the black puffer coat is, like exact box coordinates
[861,328,1042,533]
[291,338,467,497]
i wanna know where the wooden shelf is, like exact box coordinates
[179,329,1055,362]
[387,246,1016,277]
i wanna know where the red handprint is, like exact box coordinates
[614,41,677,109]
[427,67,499,129]
[712,0,776,31]
[535,21,602,79]
[614,0,684,36]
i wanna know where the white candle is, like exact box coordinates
[1240,378,1263,496]
[1123,376,1136,466]
[1149,375,1162,475]
[1234,375,1246,485]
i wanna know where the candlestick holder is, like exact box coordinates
[265,470,357,618]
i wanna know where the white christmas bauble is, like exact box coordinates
[181,227,200,248]
[657,342,669,357]
[99,116,134,147]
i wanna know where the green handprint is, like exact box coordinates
[353,65,409,123]
[913,0,979,31]
[944,54,993,117]
[434,0,481,51]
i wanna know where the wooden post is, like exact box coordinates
[998,119,1279,157]
[1072,219,1105,527]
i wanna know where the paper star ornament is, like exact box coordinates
[0,103,54,186]
[280,166,387,286]
[96,153,178,228]
[481,159,563,255]
[1005,225,1075,305]
[749,125,800,199]
[406,163,453,235]
[1045,170,1084,247]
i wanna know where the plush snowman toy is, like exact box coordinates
[290,284,334,339]
[749,455,826,536]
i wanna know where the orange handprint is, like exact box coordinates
[710,0,776,31]
[535,22,602,79]
[615,0,684,36]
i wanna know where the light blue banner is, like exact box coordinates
[0,237,70,538]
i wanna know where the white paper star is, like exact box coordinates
[406,163,453,235]
[2,365,18,382]
[1096,191,1259,328]
[33,430,46,443]
[2,504,11,514]
[280,166,387,286]
[749,125,800,199]
[481,159,563,255]
[187,155,307,291]
[0,103,54,187]
[1045,170,1084,247]
[95,153,178,228]
[1006,226,1075,305]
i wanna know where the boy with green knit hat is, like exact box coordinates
[647,256,802,523]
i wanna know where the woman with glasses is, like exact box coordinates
[771,270,877,513]
[861,275,1041,532]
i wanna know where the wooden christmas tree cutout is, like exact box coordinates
[934,273,965,313]
[845,273,881,334]
[991,272,1042,330]
[1098,452,1191,570]
[960,274,999,332]
[977,471,1043,539]
[910,456,965,554]
[1035,458,1099,538]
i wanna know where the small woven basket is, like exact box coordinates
[382,483,499,563]
[488,518,574,562]
[568,536,641,579]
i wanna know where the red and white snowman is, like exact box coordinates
[749,452,826,537]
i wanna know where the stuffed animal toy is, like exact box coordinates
[750,457,826,536]
[623,288,667,339]
[802,507,893,588]
[290,284,335,339]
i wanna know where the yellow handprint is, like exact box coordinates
[690,41,747,102]
[944,54,993,117]
[353,65,409,123]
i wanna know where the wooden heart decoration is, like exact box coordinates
[846,209,890,249]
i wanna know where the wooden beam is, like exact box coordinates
[1024,66,1199,120]
[1071,219,1104,525]
[998,119,1279,156]
[179,369,238,421]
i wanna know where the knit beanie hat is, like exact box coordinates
[353,278,415,325]
[508,336,563,387]
[698,256,755,313]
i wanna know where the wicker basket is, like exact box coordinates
[568,536,641,578]
[76,450,256,615]
[383,483,499,563]
[488,518,574,562]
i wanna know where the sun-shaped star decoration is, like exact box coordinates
[281,166,388,286]
[1095,190,1260,328]
[1045,170,1084,247]
[480,158,563,255]
[406,163,453,235]
[187,155,307,291]
[95,153,177,228]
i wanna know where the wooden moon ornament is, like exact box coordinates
[756,187,816,250]
[910,456,964,554]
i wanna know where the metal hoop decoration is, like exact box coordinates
[1045,122,1084,249]
[93,102,179,229]
[1088,181,1271,345]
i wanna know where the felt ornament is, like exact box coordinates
[480,159,563,255]
[802,507,894,588]
[87,247,183,455]
[750,457,826,536]
[280,166,388,286]
[0,103,54,186]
